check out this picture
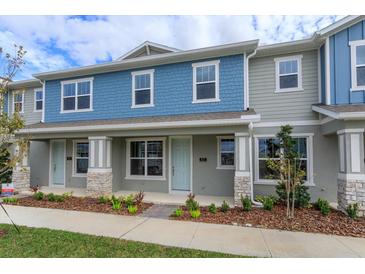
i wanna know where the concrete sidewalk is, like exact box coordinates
[1,205,365,258]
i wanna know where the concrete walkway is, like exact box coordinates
[1,205,365,258]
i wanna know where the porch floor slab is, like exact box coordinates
[2,205,365,258]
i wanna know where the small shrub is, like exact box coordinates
[111,195,122,210]
[62,192,73,199]
[346,203,359,219]
[30,185,40,193]
[190,209,201,218]
[316,198,330,216]
[240,195,252,211]
[220,200,230,213]
[256,195,279,205]
[276,181,310,208]
[123,194,135,207]
[128,205,138,214]
[174,207,183,217]
[33,191,44,201]
[261,196,274,211]
[185,193,199,211]
[3,197,17,203]
[47,193,56,202]
[98,195,110,204]
[208,203,217,214]
[134,191,145,206]
[54,195,65,202]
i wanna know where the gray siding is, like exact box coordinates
[8,88,42,125]
[30,140,50,187]
[250,50,319,122]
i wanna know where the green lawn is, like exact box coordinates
[0,224,242,258]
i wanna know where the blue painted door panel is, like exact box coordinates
[51,140,65,186]
[171,138,191,191]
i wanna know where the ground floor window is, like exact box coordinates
[255,136,311,183]
[73,140,89,176]
[217,136,235,169]
[127,138,165,179]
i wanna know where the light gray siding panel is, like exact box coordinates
[9,88,42,125]
[250,50,319,122]
[30,140,49,187]
[193,135,234,196]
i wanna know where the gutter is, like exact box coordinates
[248,122,262,207]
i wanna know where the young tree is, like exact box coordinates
[267,125,306,218]
[0,45,27,185]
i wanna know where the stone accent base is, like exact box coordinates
[86,170,113,197]
[338,178,365,217]
[12,167,30,193]
[234,175,251,206]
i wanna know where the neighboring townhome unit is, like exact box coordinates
[5,16,365,217]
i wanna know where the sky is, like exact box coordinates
[0,15,345,80]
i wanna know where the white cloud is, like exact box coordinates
[0,15,345,79]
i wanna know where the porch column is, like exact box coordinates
[337,129,365,216]
[12,142,30,193]
[234,133,251,206]
[86,136,113,197]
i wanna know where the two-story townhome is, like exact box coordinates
[4,15,365,216]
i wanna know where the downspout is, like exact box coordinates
[244,49,257,110]
[40,80,45,123]
[248,122,262,206]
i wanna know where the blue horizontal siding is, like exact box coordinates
[329,20,365,105]
[45,54,245,122]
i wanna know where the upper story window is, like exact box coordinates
[34,89,43,112]
[350,40,365,91]
[274,55,303,93]
[131,69,154,108]
[61,78,93,113]
[217,136,235,169]
[13,91,24,113]
[192,60,220,103]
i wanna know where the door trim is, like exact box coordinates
[168,136,193,194]
[49,139,66,188]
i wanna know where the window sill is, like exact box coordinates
[274,88,304,93]
[254,180,315,187]
[192,98,220,104]
[216,166,235,170]
[72,173,87,178]
[350,86,365,92]
[125,176,166,181]
[34,110,43,113]
[60,109,93,114]
[131,104,155,109]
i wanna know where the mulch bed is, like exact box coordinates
[4,196,153,216]
[171,204,365,238]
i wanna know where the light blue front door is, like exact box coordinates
[51,140,65,186]
[171,137,191,191]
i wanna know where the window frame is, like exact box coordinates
[274,55,303,93]
[60,77,93,113]
[216,136,235,170]
[72,139,89,177]
[131,69,155,108]
[254,134,314,186]
[350,39,365,91]
[192,60,220,103]
[34,88,43,112]
[12,90,24,114]
[125,137,166,180]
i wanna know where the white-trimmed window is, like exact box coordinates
[192,60,220,103]
[255,135,313,185]
[13,91,24,113]
[275,55,303,92]
[217,136,235,169]
[34,89,43,112]
[73,140,89,176]
[350,40,365,91]
[61,78,93,113]
[131,69,154,108]
[126,138,165,179]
